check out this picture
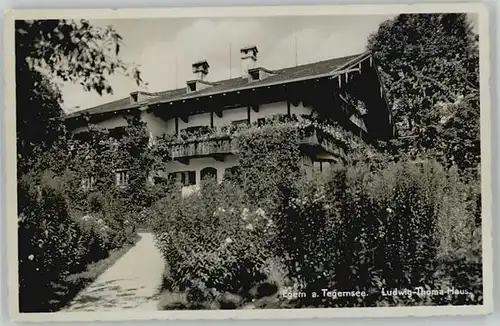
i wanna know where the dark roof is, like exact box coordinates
[65,88,186,118]
[66,97,132,117]
[248,67,275,74]
[66,52,369,119]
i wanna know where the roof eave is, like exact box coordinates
[149,52,370,106]
[67,52,372,119]
[64,104,142,120]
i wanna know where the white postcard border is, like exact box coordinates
[3,2,493,322]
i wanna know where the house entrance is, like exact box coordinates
[200,167,217,181]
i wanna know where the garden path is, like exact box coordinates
[63,232,164,312]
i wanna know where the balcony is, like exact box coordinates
[170,136,238,162]
[299,129,347,161]
[167,124,346,164]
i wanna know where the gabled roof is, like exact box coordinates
[66,52,370,119]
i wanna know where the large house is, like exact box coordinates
[65,46,393,193]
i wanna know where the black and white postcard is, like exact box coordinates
[3,3,492,322]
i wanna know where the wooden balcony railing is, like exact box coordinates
[300,131,346,160]
[170,136,238,159]
[168,128,345,160]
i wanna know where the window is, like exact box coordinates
[200,167,217,181]
[186,172,196,185]
[187,81,197,92]
[231,119,249,127]
[81,176,95,190]
[301,155,312,167]
[168,172,179,183]
[181,125,212,138]
[249,70,260,81]
[168,171,196,186]
[322,162,332,174]
[256,114,291,127]
[115,170,129,187]
[313,161,322,173]
[312,161,332,174]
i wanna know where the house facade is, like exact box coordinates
[65,46,392,193]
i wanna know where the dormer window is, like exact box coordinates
[247,67,275,82]
[186,60,215,93]
[249,70,260,81]
[186,79,214,93]
[130,93,138,103]
[129,91,154,104]
[187,81,197,93]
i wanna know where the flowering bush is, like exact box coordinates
[17,172,110,312]
[17,169,137,312]
[274,160,482,307]
[151,179,282,307]
[273,176,335,296]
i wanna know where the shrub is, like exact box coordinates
[273,175,332,293]
[150,117,480,308]
[274,160,482,307]
[151,178,281,307]
[18,172,109,311]
[17,170,135,312]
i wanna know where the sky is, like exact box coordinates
[60,13,477,112]
[61,15,397,112]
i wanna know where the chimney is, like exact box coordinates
[240,45,258,78]
[192,60,210,81]
[187,60,214,93]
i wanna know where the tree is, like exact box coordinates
[15,69,67,174]
[367,14,480,170]
[16,19,148,312]
[15,19,144,174]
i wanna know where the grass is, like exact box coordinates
[45,233,141,312]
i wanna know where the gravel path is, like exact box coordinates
[64,232,164,312]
